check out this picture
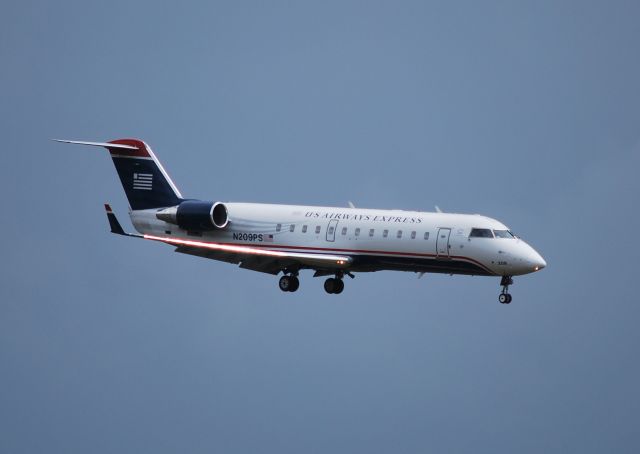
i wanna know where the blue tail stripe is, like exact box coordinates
[111,157,181,210]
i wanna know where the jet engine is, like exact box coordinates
[156,201,228,231]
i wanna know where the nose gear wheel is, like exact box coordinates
[499,276,513,304]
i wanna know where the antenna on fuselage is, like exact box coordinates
[348,201,356,208]
[435,205,443,213]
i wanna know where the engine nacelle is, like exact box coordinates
[156,201,229,231]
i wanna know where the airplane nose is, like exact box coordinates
[499,241,546,275]
[510,242,547,275]
[531,251,546,271]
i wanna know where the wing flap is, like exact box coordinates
[238,256,282,275]
[174,246,241,265]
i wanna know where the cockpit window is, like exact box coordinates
[493,230,515,239]
[469,228,494,238]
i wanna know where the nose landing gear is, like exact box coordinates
[499,276,513,304]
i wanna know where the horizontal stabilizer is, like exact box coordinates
[53,139,137,150]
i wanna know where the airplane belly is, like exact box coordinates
[349,254,494,276]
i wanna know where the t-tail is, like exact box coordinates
[54,139,183,210]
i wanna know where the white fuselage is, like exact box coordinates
[130,203,546,277]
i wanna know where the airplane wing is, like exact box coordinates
[149,234,352,274]
[104,205,352,275]
[174,245,324,275]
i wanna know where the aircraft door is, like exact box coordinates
[437,228,451,258]
[326,219,338,242]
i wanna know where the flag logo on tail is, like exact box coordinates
[133,173,153,190]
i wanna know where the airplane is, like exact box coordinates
[55,138,546,303]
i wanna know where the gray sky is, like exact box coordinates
[1,1,639,453]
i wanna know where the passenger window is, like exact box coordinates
[315,226,321,234]
[424,232,429,240]
[383,229,388,238]
[276,223,281,232]
[290,224,295,232]
[369,229,374,237]
[411,231,416,239]
[328,226,334,235]
[469,228,494,238]
[341,227,347,235]
[302,225,307,233]
[397,230,403,239]
[355,228,360,236]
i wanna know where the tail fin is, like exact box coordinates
[55,139,182,210]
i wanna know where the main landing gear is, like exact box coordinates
[278,270,352,294]
[499,276,513,304]
[324,276,344,294]
[324,271,349,294]
[279,273,300,292]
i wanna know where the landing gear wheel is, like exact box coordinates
[279,275,292,292]
[288,276,300,292]
[324,278,336,294]
[279,275,300,292]
[498,293,510,304]
[324,277,344,294]
[498,276,514,304]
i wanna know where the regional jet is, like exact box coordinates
[56,138,546,303]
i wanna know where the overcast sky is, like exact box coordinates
[1,1,639,453]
